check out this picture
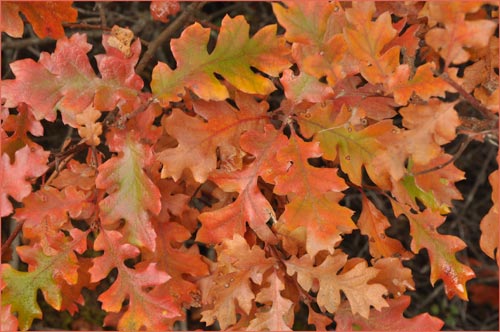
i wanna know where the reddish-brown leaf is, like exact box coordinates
[1,2,77,39]
[480,169,499,264]
[335,295,444,331]
[1,145,49,217]
[150,1,180,23]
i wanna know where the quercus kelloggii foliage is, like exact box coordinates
[1,1,498,331]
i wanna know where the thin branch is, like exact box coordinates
[437,70,497,122]
[62,22,111,31]
[1,221,24,254]
[135,2,206,76]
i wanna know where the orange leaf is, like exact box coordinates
[1,2,77,39]
[358,195,411,260]
[480,170,499,264]
[393,205,475,300]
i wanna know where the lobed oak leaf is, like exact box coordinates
[271,133,355,257]
[158,93,269,183]
[151,15,290,104]
[96,130,161,251]
[358,196,411,260]
[15,185,89,255]
[201,235,275,329]
[307,304,333,331]
[286,252,388,318]
[2,34,98,126]
[1,2,77,39]
[195,125,287,244]
[76,105,103,146]
[425,20,497,65]
[1,229,88,331]
[274,132,348,196]
[272,0,341,46]
[387,62,452,105]
[393,204,475,300]
[246,271,294,331]
[371,258,415,297]
[150,1,180,23]
[343,10,396,64]
[1,145,49,217]
[51,159,97,191]
[480,170,499,264]
[94,32,143,112]
[335,295,444,331]
[280,69,334,104]
[400,99,460,165]
[1,103,44,160]
[89,230,179,330]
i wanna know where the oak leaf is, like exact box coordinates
[96,130,161,251]
[1,2,77,39]
[335,295,444,331]
[1,229,88,331]
[393,204,475,300]
[150,1,180,23]
[246,271,294,331]
[358,195,411,260]
[157,93,269,183]
[1,145,49,217]
[480,170,499,264]
[89,230,179,330]
[286,252,388,318]
[151,15,290,104]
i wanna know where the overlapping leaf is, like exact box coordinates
[157,92,269,183]
[89,230,179,330]
[480,169,499,264]
[286,252,388,318]
[1,2,77,39]
[335,295,444,331]
[96,130,161,251]
[392,203,476,300]
[151,15,290,104]
[1,229,88,331]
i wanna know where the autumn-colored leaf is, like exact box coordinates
[150,1,180,23]
[200,235,275,329]
[371,258,415,297]
[151,15,290,104]
[387,63,452,105]
[335,295,444,331]
[286,252,388,318]
[96,130,161,251]
[89,230,179,330]
[247,270,294,331]
[393,204,475,300]
[1,229,88,331]
[1,145,49,217]
[358,195,411,259]
[299,102,394,185]
[1,2,77,39]
[480,169,499,265]
[15,185,90,255]
[157,93,269,183]
[400,99,460,165]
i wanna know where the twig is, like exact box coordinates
[62,22,111,31]
[1,221,24,254]
[135,2,206,76]
[413,136,472,176]
[437,70,497,122]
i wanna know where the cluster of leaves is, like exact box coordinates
[1,1,498,331]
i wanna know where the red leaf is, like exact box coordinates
[96,130,161,251]
[480,169,499,264]
[1,145,48,217]
[150,1,180,23]
[335,295,444,331]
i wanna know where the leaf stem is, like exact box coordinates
[1,221,24,254]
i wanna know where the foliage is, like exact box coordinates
[1,1,498,331]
